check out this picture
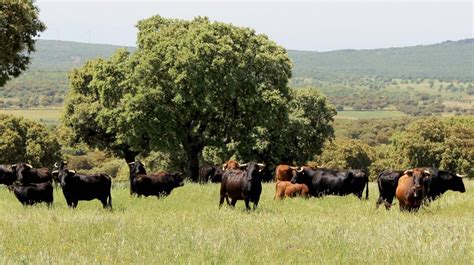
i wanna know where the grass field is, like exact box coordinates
[0,181,472,264]
[335,110,407,120]
[0,109,61,125]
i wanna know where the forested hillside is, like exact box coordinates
[290,39,474,81]
[0,40,134,107]
[1,39,472,110]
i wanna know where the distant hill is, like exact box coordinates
[0,39,472,108]
[29,40,135,72]
[289,39,474,81]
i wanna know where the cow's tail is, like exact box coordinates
[365,177,369,200]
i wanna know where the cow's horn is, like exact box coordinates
[239,163,248,167]
[11,164,16,168]
[26,164,33,168]
[404,169,413,174]
[128,162,135,165]
[424,170,431,175]
[63,161,68,164]
[288,166,298,170]
[54,162,58,168]
[257,163,265,167]
[52,170,59,174]
[456,174,467,178]
[68,170,76,174]
[296,167,304,173]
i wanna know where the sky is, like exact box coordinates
[36,0,473,51]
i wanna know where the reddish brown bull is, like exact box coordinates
[223,160,239,170]
[275,165,298,181]
[395,168,431,211]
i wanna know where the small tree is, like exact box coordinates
[0,114,60,167]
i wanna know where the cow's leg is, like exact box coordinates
[244,198,251,211]
[100,197,108,208]
[219,194,225,208]
[230,198,237,207]
[253,198,260,210]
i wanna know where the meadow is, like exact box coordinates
[334,110,407,120]
[0,108,61,125]
[0,181,472,264]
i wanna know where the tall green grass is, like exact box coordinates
[0,181,472,264]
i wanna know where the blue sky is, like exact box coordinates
[36,1,473,51]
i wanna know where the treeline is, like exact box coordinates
[289,39,474,82]
[319,116,474,179]
[1,114,472,182]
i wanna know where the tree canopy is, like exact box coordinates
[0,0,45,87]
[64,15,336,180]
[0,114,60,167]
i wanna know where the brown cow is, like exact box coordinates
[223,160,239,170]
[395,168,431,211]
[275,165,298,181]
[274,181,309,199]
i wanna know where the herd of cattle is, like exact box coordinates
[0,159,467,212]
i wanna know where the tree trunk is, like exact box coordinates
[183,142,202,182]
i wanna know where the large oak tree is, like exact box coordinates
[64,16,336,181]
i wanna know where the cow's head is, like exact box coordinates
[243,162,265,181]
[54,161,68,171]
[57,169,76,187]
[128,161,147,179]
[290,167,307,184]
[11,163,34,183]
[0,165,16,185]
[440,171,466,193]
[223,160,239,170]
[404,168,431,198]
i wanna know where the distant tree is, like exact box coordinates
[313,139,374,172]
[0,0,45,86]
[391,117,473,174]
[0,114,60,166]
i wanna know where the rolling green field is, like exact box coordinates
[335,110,407,120]
[0,108,410,124]
[0,181,472,264]
[0,109,61,125]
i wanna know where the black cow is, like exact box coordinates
[54,162,112,209]
[219,162,265,210]
[375,170,404,209]
[376,168,466,209]
[199,165,224,183]
[290,167,369,199]
[11,182,53,206]
[11,163,52,184]
[348,169,369,199]
[128,161,184,197]
[424,167,466,201]
[0,165,17,186]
